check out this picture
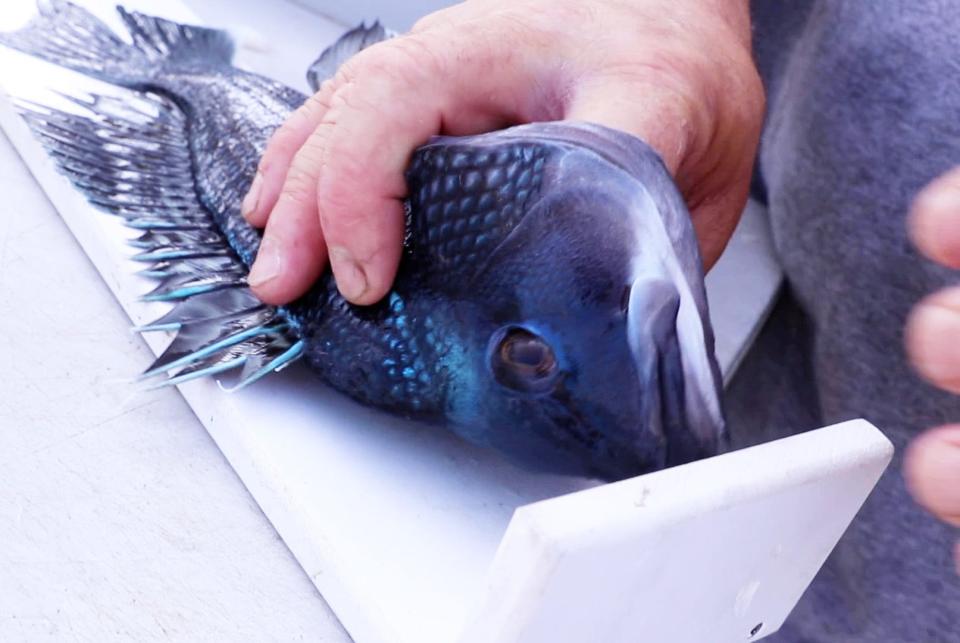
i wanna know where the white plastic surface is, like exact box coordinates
[463,419,891,643]
[0,130,350,642]
[0,2,887,642]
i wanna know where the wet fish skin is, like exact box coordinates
[0,1,725,480]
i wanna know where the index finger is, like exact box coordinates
[259,29,539,305]
[910,166,960,269]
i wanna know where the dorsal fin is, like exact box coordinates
[306,21,393,92]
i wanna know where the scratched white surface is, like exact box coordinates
[0,129,351,641]
[0,1,789,641]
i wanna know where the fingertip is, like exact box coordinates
[357,244,403,306]
[910,168,960,268]
[328,237,402,306]
[247,194,329,305]
[905,288,960,394]
[327,246,367,302]
[247,235,282,289]
[241,170,267,226]
[905,425,960,528]
[248,238,327,305]
[247,238,291,305]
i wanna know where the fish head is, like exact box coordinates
[409,122,726,481]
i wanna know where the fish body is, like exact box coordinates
[1,2,725,480]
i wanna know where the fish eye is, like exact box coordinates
[490,327,560,394]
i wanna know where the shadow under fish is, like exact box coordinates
[0,1,726,481]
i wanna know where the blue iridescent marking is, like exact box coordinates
[223,340,306,392]
[135,321,182,332]
[140,283,222,301]
[141,323,287,376]
[145,356,246,389]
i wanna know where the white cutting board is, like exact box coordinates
[0,2,890,642]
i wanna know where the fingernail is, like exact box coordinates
[248,236,282,288]
[242,172,263,220]
[329,246,368,301]
[910,303,960,382]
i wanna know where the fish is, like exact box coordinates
[0,1,726,480]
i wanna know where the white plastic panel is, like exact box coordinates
[465,419,891,643]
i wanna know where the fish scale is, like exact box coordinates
[295,282,447,415]
[406,143,548,272]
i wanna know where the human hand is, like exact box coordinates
[905,167,960,573]
[242,0,763,306]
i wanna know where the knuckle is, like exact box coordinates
[259,130,290,172]
[317,179,362,231]
[409,6,467,35]
[284,95,327,133]
[279,164,320,209]
[260,103,327,172]
[305,88,334,114]
[410,12,446,33]
[293,132,328,170]
[393,35,441,70]
[325,76,372,117]
[342,33,442,83]
[331,57,361,87]
[278,185,314,210]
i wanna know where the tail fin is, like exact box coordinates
[0,1,234,87]
[115,6,234,67]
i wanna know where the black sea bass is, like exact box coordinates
[0,1,726,480]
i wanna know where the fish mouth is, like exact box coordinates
[540,327,709,481]
[628,277,721,472]
[590,333,710,481]
[658,332,718,467]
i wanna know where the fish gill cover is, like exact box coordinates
[0,1,725,481]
